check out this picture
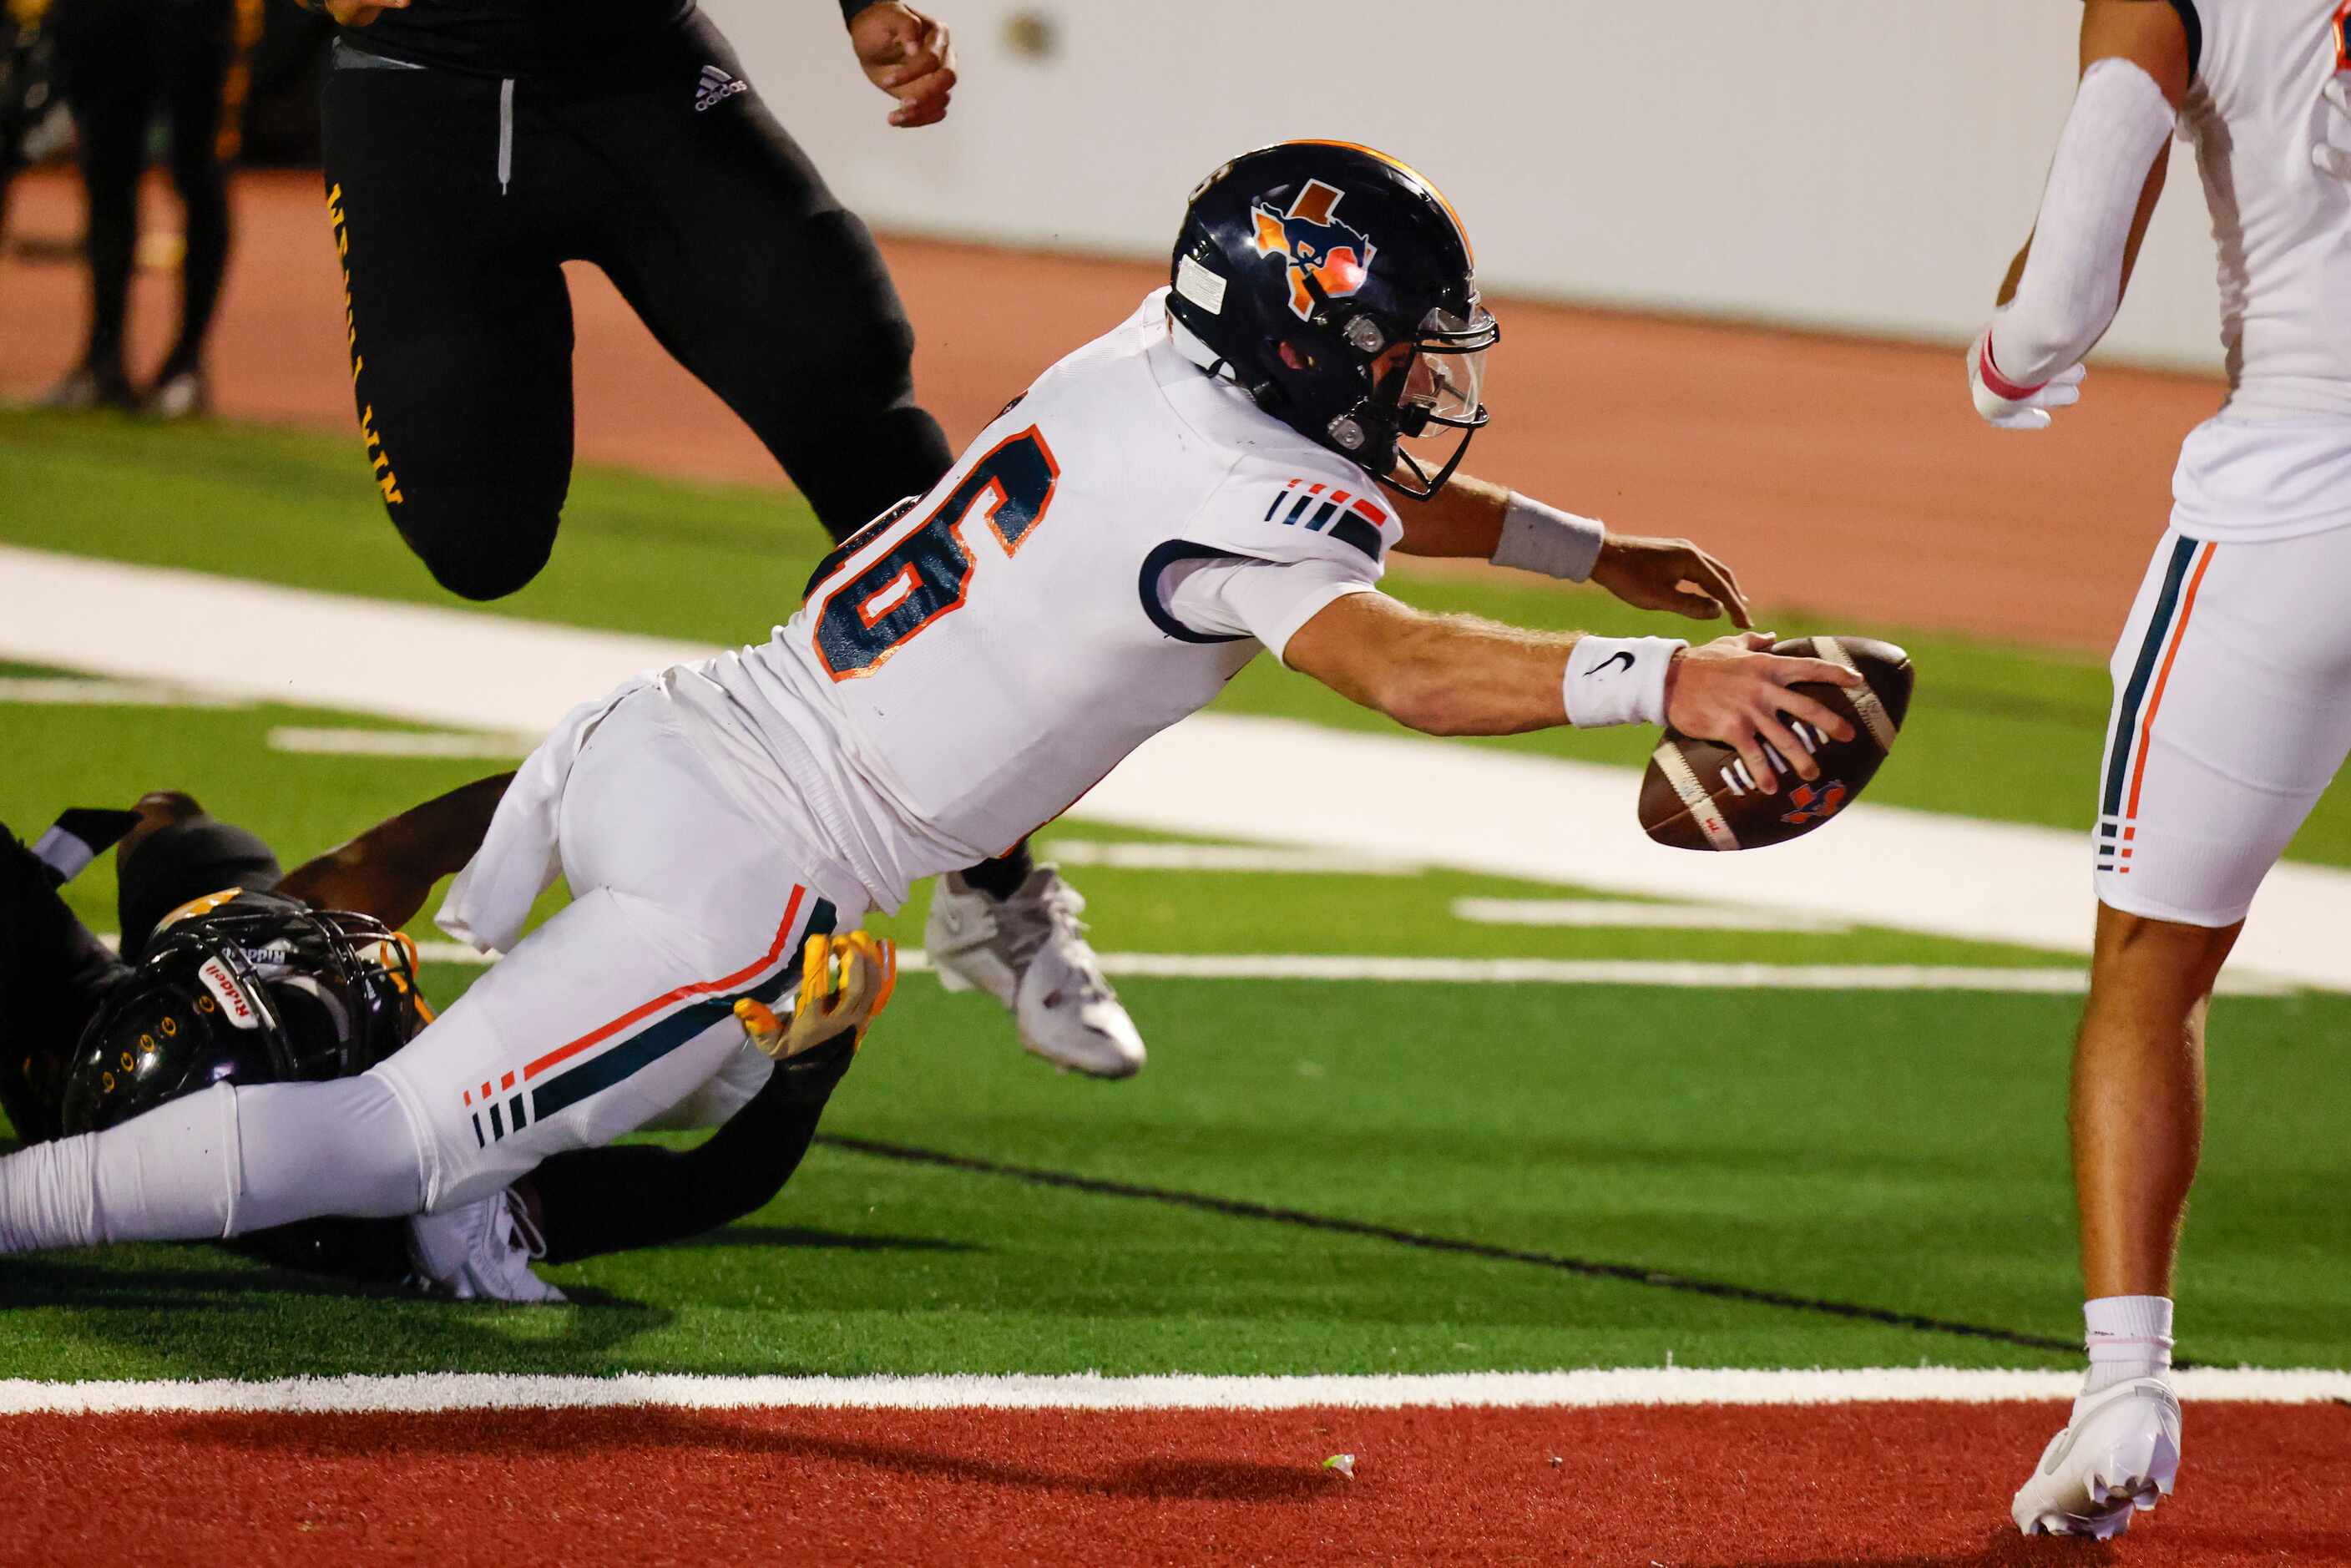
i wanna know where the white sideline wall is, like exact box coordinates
[709,0,2228,369]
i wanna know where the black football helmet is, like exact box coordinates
[1167,139,1498,498]
[60,893,429,1135]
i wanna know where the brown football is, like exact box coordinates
[1639,635,1914,852]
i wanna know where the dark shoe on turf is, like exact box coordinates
[41,366,136,412]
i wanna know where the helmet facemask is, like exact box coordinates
[1306,287,1499,500]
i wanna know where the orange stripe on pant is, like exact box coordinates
[2122,539,2217,827]
[521,886,808,1083]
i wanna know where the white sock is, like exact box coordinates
[2081,1294,2175,1400]
[0,1076,427,1253]
[0,1082,242,1251]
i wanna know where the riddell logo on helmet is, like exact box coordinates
[197,958,259,1030]
[1251,180,1377,321]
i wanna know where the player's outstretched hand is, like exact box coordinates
[736,932,899,1059]
[1590,534,1753,629]
[1663,632,1861,795]
[1968,330,2085,431]
[850,3,957,128]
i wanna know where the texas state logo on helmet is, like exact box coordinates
[1167,139,1499,498]
[1251,179,1378,321]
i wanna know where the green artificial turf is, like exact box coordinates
[2,408,2345,1384]
[4,973,2343,1378]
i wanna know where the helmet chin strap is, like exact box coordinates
[1385,425,1478,500]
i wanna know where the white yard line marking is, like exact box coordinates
[1085,716,2351,991]
[1452,898,1849,933]
[7,545,2347,989]
[0,1367,2343,1416]
[267,726,535,759]
[0,677,245,708]
[406,942,2282,996]
[0,545,705,735]
[1041,839,1423,875]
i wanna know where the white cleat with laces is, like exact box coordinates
[925,865,1146,1078]
[2011,1375,2182,1539]
[405,1187,567,1304]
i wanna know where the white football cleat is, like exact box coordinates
[2012,1375,2182,1539]
[925,865,1146,1078]
[405,1188,567,1304]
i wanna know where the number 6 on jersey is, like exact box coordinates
[813,427,1061,680]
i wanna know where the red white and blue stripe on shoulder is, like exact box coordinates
[1260,478,1391,560]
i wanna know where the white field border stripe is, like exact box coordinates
[267,726,538,759]
[1451,898,1850,933]
[2,1368,2345,1417]
[397,943,2283,995]
[0,677,246,708]
[1043,839,1424,875]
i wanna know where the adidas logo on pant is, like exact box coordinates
[694,65,747,113]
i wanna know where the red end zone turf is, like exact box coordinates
[4,1401,2347,1565]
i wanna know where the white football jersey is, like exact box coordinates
[686,291,1401,912]
[2171,0,2351,538]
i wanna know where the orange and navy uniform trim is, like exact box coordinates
[2096,538,2217,876]
[464,888,837,1147]
[1261,477,1388,561]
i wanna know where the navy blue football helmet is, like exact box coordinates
[1167,140,1497,498]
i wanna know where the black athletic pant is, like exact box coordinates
[322,17,954,601]
[49,0,258,387]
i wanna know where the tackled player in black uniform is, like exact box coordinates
[0,785,872,1300]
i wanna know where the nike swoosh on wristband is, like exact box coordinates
[1585,650,1636,676]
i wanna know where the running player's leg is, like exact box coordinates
[321,47,574,600]
[2075,528,2351,1293]
[374,686,844,1216]
[48,0,147,405]
[2017,524,2351,1536]
[145,0,258,405]
[569,18,952,544]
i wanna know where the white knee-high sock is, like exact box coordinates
[0,1082,243,1251]
[231,1075,428,1230]
[0,1077,429,1252]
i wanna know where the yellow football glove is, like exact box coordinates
[734,930,897,1060]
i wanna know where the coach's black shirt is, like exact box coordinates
[340,0,880,79]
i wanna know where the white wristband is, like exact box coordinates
[1493,492,1606,582]
[1562,635,1684,728]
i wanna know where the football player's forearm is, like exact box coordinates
[1383,615,1577,736]
[1385,470,1608,584]
[1288,593,1571,736]
[277,773,515,926]
[1382,470,1509,557]
[1987,5,2187,386]
[1995,238,2031,308]
[528,1031,856,1265]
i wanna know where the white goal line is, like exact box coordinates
[2,1366,2343,1417]
[399,943,2283,995]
